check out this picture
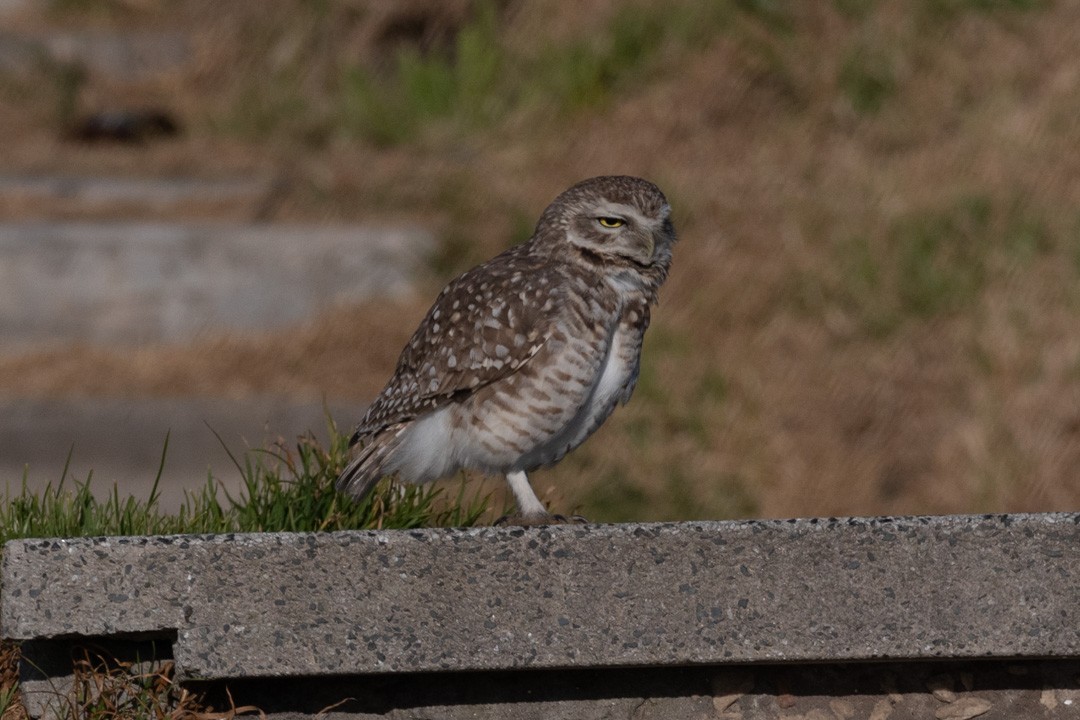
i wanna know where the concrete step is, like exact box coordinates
[4,514,1080,718]
[0,28,190,83]
[0,221,433,346]
[0,175,278,220]
[0,397,362,510]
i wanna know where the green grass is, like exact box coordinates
[226,0,1016,147]
[924,0,1048,19]
[0,684,16,717]
[582,472,651,524]
[533,5,670,112]
[839,46,896,114]
[0,421,490,545]
[214,0,1050,147]
[340,0,737,145]
[0,423,491,718]
[341,0,502,146]
[893,195,991,318]
[581,465,759,523]
[58,646,192,720]
[734,0,793,31]
[817,194,1066,337]
[834,0,877,18]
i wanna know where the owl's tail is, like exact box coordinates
[335,424,407,501]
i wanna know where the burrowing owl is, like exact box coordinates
[336,176,676,523]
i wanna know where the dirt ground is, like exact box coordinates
[1,0,1079,522]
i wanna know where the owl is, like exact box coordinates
[336,176,676,524]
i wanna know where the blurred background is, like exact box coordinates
[0,0,1077,521]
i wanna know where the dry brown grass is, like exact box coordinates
[0,641,264,720]
[1,0,1078,522]
[0,641,27,720]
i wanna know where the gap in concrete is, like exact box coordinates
[186,659,1080,719]
[19,635,175,720]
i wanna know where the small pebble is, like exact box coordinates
[829,698,855,719]
[934,697,992,719]
[927,674,957,703]
[869,698,893,720]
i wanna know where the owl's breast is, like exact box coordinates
[449,276,649,474]
[511,299,646,471]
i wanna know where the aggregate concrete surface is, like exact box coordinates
[5,514,1080,677]
[5,514,1080,718]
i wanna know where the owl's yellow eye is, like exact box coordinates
[597,217,625,228]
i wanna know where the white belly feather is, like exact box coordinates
[581,328,636,432]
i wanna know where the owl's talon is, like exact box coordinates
[494,512,588,526]
[494,512,551,527]
[550,514,589,525]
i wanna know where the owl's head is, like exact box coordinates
[533,176,676,273]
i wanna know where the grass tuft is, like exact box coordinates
[0,423,491,718]
[0,421,490,546]
[61,647,210,720]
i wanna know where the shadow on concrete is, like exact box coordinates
[193,660,1080,719]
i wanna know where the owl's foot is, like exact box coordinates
[493,512,588,527]
[499,471,588,525]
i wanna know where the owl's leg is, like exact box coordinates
[494,471,588,526]
[505,470,549,519]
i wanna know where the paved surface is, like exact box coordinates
[5,514,1080,717]
[0,221,433,346]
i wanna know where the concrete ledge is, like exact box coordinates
[4,514,1080,684]
[0,397,362,510]
[0,175,275,219]
[0,221,432,345]
[0,29,189,82]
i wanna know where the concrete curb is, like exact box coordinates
[5,514,1080,717]
[0,221,433,345]
[0,397,363,510]
[5,514,1080,674]
[0,175,275,219]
